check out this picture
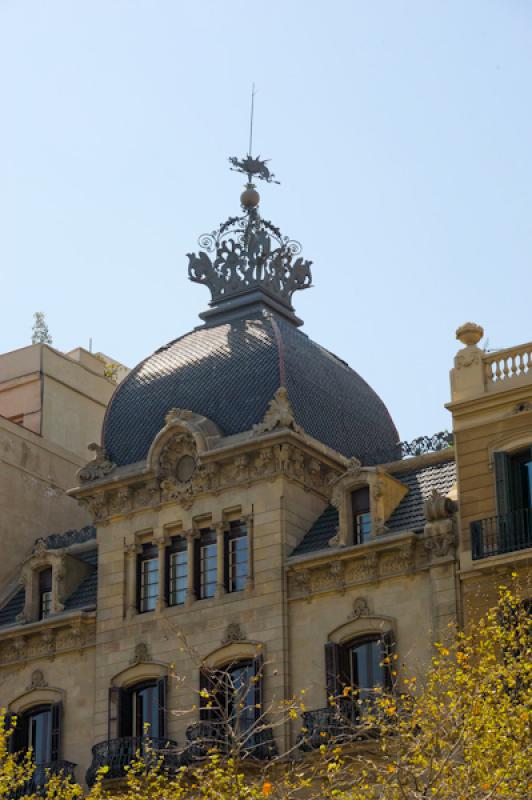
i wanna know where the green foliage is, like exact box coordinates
[31,312,52,345]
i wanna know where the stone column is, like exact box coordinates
[125,543,139,619]
[215,522,227,599]
[155,532,167,613]
[243,514,254,593]
[185,530,198,606]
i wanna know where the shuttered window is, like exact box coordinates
[325,634,394,717]
[114,678,167,739]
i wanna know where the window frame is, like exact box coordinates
[195,528,217,600]
[166,536,188,607]
[137,543,159,614]
[351,487,372,544]
[38,568,53,621]
[225,520,249,594]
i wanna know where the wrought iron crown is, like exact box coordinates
[187,155,313,322]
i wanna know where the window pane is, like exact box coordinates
[169,549,187,606]
[227,662,255,734]
[356,512,372,543]
[140,558,159,612]
[200,542,217,599]
[133,684,159,738]
[40,591,52,620]
[229,534,248,592]
[27,708,52,764]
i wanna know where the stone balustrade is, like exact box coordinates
[483,342,532,387]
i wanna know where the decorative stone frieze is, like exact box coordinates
[0,614,95,667]
[76,439,341,524]
[288,534,424,601]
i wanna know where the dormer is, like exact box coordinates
[330,459,409,547]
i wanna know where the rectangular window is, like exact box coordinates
[197,529,217,600]
[39,568,53,620]
[227,521,248,593]
[168,537,187,606]
[138,544,159,613]
[352,488,371,544]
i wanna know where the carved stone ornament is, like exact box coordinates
[78,442,116,482]
[159,430,198,507]
[253,387,302,435]
[222,622,246,644]
[511,401,532,415]
[28,669,48,690]
[455,349,481,370]
[165,408,194,425]
[130,642,151,665]
[424,489,455,522]
[33,538,48,561]
[424,524,455,558]
[349,597,370,620]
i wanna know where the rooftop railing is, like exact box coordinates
[484,342,532,388]
[471,508,532,560]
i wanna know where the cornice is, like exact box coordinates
[0,610,96,667]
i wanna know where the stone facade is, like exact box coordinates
[0,323,530,790]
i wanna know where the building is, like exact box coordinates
[0,155,529,791]
[0,344,127,596]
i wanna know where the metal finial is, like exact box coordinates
[248,83,256,157]
[229,86,280,186]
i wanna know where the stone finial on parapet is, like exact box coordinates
[450,322,485,401]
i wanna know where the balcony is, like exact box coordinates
[85,736,178,786]
[183,721,278,762]
[297,705,373,751]
[10,761,77,798]
[471,508,532,560]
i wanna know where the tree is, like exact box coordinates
[0,582,530,799]
[31,312,52,345]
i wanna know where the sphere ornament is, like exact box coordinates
[456,322,484,347]
[240,183,260,209]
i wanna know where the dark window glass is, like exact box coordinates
[227,521,248,593]
[138,544,159,613]
[38,568,52,620]
[132,683,160,738]
[197,529,217,599]
[350,637,389,716]
[26,706,52,764]
[225,661,255,734]
[168,538,187,606]
[352,488,371,543]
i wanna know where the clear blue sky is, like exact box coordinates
[1,1,531,441]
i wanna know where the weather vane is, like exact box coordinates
[228,84,280,185]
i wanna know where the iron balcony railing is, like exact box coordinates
[10,760,77,798]
[183,721,278,762]
[297,702,382,752]
[85,736,178,786]
[471,507,532,560]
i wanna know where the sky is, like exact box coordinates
[1,1,531,441]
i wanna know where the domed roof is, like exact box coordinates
[103,311,400,467]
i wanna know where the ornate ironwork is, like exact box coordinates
[86,737,178,786]
[10,761,77,798]
[400,431,454,459]
[228,155,279,184]
[297,705,375,751]
[471,508,532,561]
[183,721,277,762]
[188,206,312,309]
[188,153,312,312]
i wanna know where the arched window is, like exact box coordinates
[325,634,393,720]
[114,678,167,740]
[10,703,62,765]
[199,658,261,735]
